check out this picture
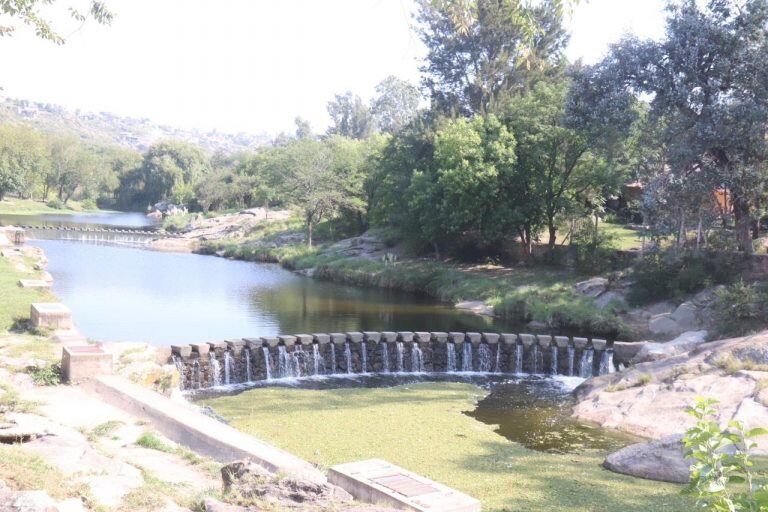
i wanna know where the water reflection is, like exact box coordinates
[32,239,513,345]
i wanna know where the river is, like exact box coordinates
[4,212,513,345]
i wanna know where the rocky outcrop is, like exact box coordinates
[218,460,397,511]
[603,435,691,484]
[573,332,768,450]
[632,330,708,363]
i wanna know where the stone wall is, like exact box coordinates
[171,332,633,390]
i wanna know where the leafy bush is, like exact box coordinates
[682,397,768,511]
[80,198,97,210]
[629,250,744,305]
[570,221,617,274]
[712,281,768,337]
[45,198,64,210]
[28,362,61,386]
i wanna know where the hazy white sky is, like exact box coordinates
[0,0,667,136]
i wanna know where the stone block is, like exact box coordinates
[591,338,607,351]
[430,332,448,342]
[278,335,297,347]
[381,332,398,342]
[330,333,347,344]
[519,334,536,347]
[573,337,589,349]
[19,279,51,289]
[313,333,331,344]
[397,331,414,342]
[613,341,645,364]
[500,333,518,345]
[208,341,227,351]
[466,332,481,344]
[30,303,72,330]
[259,336,279,348]
[363,331,382,342]
[449,332,465,343]
[413,332,430,343]
[329,459,480,512]
[225,339,245,354]
[554,336,570,348]
[190,343,210,355]
[482,332,500,344]
[171,345,192,358]
[295,334,313,345]
[62,345,113,384]
[536,335,552,347]
[346,332,364,343]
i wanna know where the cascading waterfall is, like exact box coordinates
[244,348,252,382]
[567,346,575,376]
[532,345,540,374]
[210,352,222,386]
[223,350,233,385]
[312,344,324,375]
[344,342,353,374]
[514,344,523,374]
[411,344,424,372]
[550,346,558,375]
[396,342,404,372]
[494,345,502,373]
[262,346,272,380]
[330,343,337,374]
[360,343,368,373]
[277,345,290,378]
[461,342,473,372]
[380,342,390,373]
[172,355,185,390]
[477,343,492,372]
[192,360,201,388]
[292,346,304,378]
[580,348,594,378]
[599,349,615,375]
[446,343,457,372]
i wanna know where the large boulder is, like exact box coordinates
[604,435,691,483]
[648,313,680,335]
[574,277,608,297]
[633,331,709,363]
[671,302,700,330]
[221,460,353,510]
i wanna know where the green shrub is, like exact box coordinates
[712,280,766,336]
[682,397,768,511]
[80,198,97,210]
[570,222,617,274]
[45,198,64,210]
[28,362,61,386]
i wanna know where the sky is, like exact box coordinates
[0,0,667,137]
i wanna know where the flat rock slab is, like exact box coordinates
[604,434,692,484]
[19,279,51,288]
[329,459,480,512]
[30,302,72,330]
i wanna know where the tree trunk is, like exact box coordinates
[307,221,313,248]
[734,196,753,254]
[547,217,557,252]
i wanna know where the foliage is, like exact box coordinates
[682,397,768,511]
[570,219,617,274]
[326,91,374,140]
[712,281,768,337]
[28,362,61,386]
[370,76,421,134]
[0,0,113,43]
[628,250,744,305]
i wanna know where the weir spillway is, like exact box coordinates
[171,331,620,390]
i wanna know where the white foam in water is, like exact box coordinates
[312,344,324,375]
[477,344,492,372]
[580,349,594,378]
[330,343,337,374]
[396,342,404,372]
[567,346,575,376]
[514,344,523,374]
[244,348,252,382]
[361,343,368,373]
[411,344,424,372]
[210,352,222,387]
[344,342,353,374]
[446,343,457,372]
[461,342,473,372]
[223,350,233,385]
[262,346,272,380]
[380,343,390,373]
[494,345,502,373]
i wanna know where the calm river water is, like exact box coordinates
[10,212,512,345]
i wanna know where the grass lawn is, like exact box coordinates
[200,382,692,512]
[0,197,105,215]
[599,222,644,251]
[0,254,56,331]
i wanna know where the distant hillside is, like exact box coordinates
[0,96,270,154]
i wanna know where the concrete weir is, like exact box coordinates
[171,331,624,390]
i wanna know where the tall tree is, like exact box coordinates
[326,92,374,140]
[598,0,768,253]
[370,76,421,134]
[0,0,113,43]
[417,0,568,116]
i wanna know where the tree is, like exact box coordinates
[326,92,374,140]
[0,0,113,43]
[294,117,312,139]
[417,0,568,116]
[0,124,48,200]
[598,0,768,253]
[370,76,420,134]
[407,114,517,253]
